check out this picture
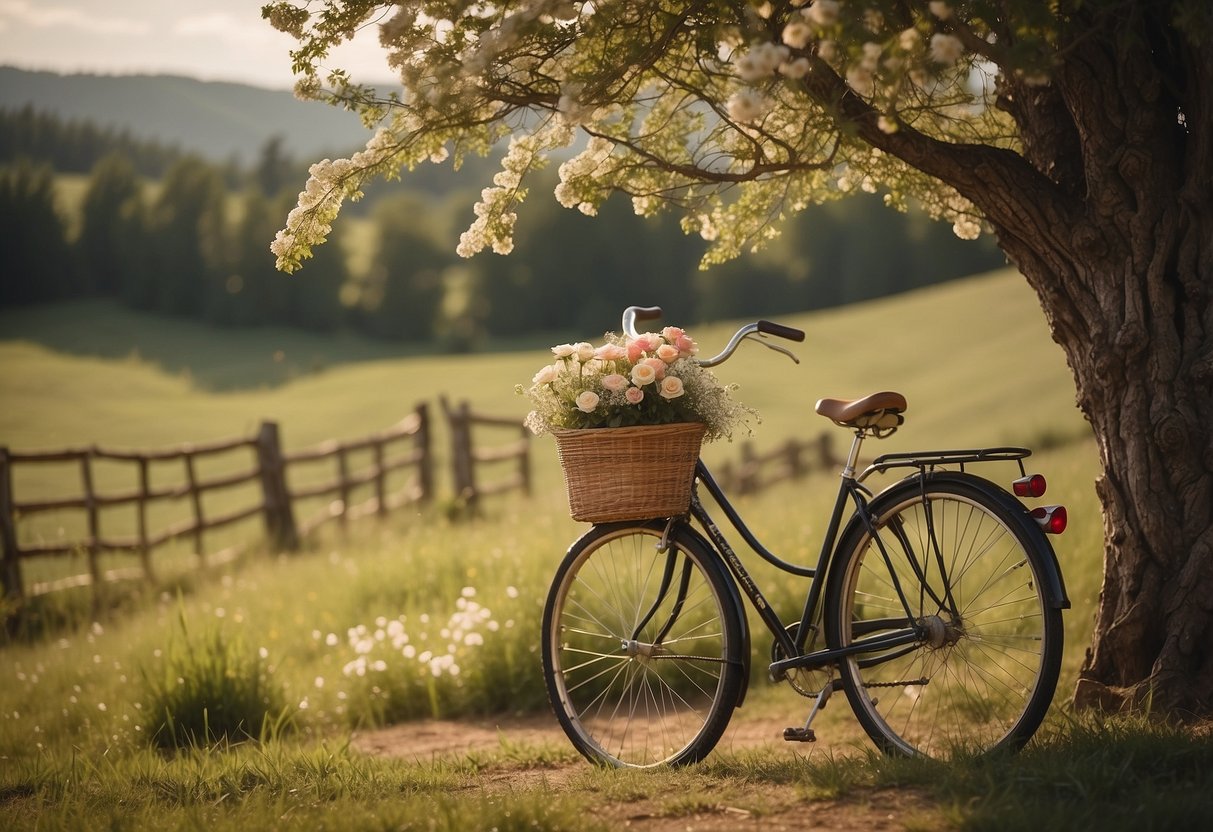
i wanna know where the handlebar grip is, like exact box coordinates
[757,320,806,342]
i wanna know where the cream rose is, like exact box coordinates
[532,364,559,385]
[574,342,596,362]
[659,376,685,400]
[552,343,576,358]
[630,363,657,386]
[575,390,600,413]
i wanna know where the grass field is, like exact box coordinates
[5,270,1206,830]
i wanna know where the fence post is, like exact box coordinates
[415,403,434,501]
[739,441,758,495]
[183,451,206,565]
[817,433,836,469]
[518,424,532,496]
[255,421,300,553]
[336,447,350,529]
[136,458,155,582]
[373,440,387,516]
[0,448,23,603]
[441,397,477,504]
[80,449,103,592]
[787,438,805,479]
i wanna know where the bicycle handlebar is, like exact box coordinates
[620,305,804,367]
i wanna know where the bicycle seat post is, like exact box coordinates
[840,430,868,481]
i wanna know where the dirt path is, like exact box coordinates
[352,707,939,831]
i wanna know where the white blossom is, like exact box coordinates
[930,33,964,65]
[726,88,773,123]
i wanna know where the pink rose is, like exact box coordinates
[675,335,698,357]
[625,386,644,404]
[656,344,680,363]
[626,339,646,363]
[601,373,628,392]
[659,376,685,400]
[661,325,685,342]
[643,357,667,380]
[595,343,627,362]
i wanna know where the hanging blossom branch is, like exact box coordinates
[263,0,1052,272]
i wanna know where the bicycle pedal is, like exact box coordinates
[783,727,817,743]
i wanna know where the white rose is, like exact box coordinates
[575,342,595,362]
[532,364,559,385]
[552,343,576,358]
[575,390,600,413]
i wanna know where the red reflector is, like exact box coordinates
[1031,505,1067,534]
[1013,474,1048,498]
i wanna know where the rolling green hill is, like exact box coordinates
[0,267,1089,455]
[0,66,371,164]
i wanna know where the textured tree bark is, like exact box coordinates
[869,3,1213,714]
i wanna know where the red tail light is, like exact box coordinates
[1013,474,1047,498]
[1031,505,1067,534]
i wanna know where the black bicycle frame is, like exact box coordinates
[685,459,926,677]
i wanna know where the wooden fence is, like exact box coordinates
[0,398,836,607]
[0,405,433,603]
[440,396,532,509]
[713,434,839,496]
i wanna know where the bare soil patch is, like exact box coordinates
[352,707,941,831]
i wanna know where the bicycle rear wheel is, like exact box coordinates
[826,474,1063,759]
[541,521,745,768]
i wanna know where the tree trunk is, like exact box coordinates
[1008,225,1213,715]
[981,118,1213,714]
[938,5,1213,714]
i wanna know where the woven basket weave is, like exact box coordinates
[552,422,706,522]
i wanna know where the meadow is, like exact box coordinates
[2,270,1210,831]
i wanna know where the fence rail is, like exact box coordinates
[713,434,839,496]
[0,405,433,604]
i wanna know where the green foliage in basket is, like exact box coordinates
[518,326,757,442]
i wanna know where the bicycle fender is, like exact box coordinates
[831,472,1070,610]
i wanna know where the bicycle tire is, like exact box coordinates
[825,472,1063,759]
[541,521,745,768]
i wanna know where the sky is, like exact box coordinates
[0,0,393,90]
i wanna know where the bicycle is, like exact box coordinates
[540,306,1071,768]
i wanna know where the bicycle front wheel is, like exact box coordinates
[541,521,745,768]
[826,474,1063,759]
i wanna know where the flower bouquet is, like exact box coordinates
[519,326,756,522]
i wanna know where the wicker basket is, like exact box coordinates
[552,422,707,522]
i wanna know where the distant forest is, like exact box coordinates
[0,105,1006,347]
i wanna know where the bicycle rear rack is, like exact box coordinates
[858,447,1031,481]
